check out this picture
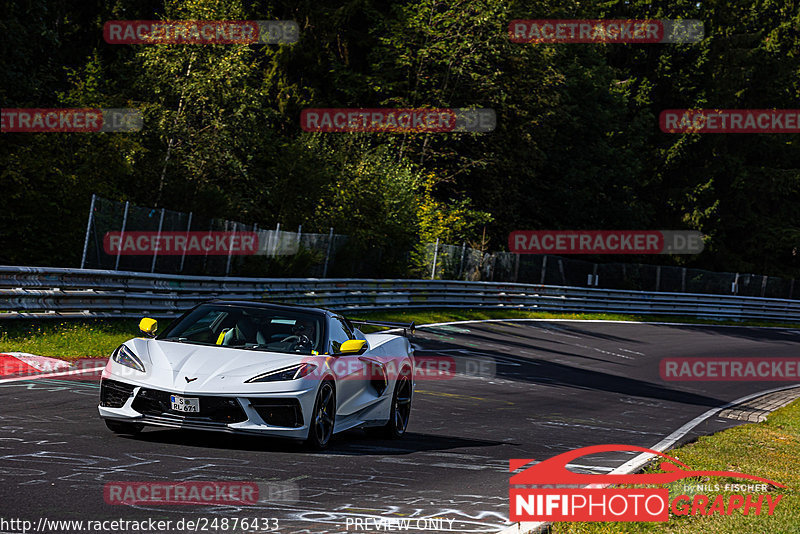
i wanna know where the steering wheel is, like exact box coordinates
[280,334,312,351]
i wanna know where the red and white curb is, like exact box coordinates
[0,352,106,383]
[0,352,70,375]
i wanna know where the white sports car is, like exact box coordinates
[98,301,415,449]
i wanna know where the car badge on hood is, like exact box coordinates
[185,377,198,383]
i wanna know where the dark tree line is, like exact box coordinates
[1,0,799,278]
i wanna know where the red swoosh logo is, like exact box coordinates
[510,444,786,488]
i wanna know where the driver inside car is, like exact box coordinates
[291,321,314,352]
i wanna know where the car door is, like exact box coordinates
[327,315,369,416]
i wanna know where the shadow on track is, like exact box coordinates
[413,332,726,409]
[122,428,509,455]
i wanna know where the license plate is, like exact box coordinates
[170,395,200,413]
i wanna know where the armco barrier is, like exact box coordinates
[1,266,799,322]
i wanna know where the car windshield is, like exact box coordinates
[157,304,325,355]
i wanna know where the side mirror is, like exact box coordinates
[337,339,367,355]
[139,317,158,337]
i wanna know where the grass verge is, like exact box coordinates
[0,320,138,361]
[549,397,800,533]
[0,308,798,360]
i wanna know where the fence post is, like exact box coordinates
[114,201,130,271]
[254,223,262,256]
[558,259,566,285]
[655,265,661,292]
[514,253,520,282]
[458,241,466,279]
[761,275,768,297]
[80,194,96,269]
[273,223,281,255]
[790,279,795,299]
[681,267,687,292]
[150,208,165,273]
[430,238,440,280]
[225,221,235,276]
[592,263,598,287]
[323,227,334,277]
[297,224,302,244]
[732,273,739,294]
[540,256,548,285]
[179,212,192,273]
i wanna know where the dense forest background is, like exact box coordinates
[1,0,799,278]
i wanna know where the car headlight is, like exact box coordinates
[246,363,317,383]
[112,344,145,373]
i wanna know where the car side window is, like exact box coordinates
[181,310,228,343]
[343,318,357,338]
[328,316,353,353]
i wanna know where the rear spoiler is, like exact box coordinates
[348,319,416,336]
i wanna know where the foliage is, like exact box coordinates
[1,0,799,277]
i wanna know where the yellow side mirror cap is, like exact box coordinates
[338,339,367,355]
[139,317,158,336]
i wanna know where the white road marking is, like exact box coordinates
[565,463,614,473]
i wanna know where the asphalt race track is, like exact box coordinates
[1,320,799,534]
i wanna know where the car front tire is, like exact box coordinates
[306,380,336,450]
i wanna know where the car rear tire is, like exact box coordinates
[105,420,144,435]
[305,380,336,450]
[373,370,412,439]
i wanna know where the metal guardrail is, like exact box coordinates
[1,266,800,323]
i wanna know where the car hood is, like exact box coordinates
[126,338,313,392]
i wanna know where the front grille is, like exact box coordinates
[249,398,303,428]
[132,388,247,424]
[100,379,136,408]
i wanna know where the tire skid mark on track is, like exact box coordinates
[573,342,634,360]
[415,389,515,405]
[533,420,663,436]
[0,381,99,396]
